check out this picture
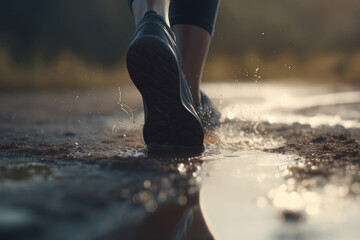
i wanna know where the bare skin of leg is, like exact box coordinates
[131,0,170,27]
[172,24,212,105]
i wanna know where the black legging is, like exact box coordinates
[128,0,220,36]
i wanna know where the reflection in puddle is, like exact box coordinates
[200,151,294,240]
[199,149,360,240]
[137,187,212,240]
[105,152,214,240]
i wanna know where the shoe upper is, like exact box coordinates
[133,12,221,133]
[131,11,203,132]
[132,11,177,50]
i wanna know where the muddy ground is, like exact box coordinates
[0,85,359,239]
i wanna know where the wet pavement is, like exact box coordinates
[0,82,359,240]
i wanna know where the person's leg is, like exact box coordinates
[169,0,220,104]
[171,25,210,104]
[129,0,170,27]
[126,0,204,152]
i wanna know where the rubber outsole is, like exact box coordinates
[126,36,204,153]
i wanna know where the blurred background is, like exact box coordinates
[1,0,359,89]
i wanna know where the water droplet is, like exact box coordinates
[144,199,158,212]
[351,182,360,194]
[178,195,188,206]
[178,163,186,174]
[144,180,151,189]
[157,190,167,202]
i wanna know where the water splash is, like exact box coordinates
[116,86,136,123]
[112,86,142,138]
[204,83,360,129]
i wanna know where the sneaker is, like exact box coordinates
[195,91,221,131]
[126,11,204,153]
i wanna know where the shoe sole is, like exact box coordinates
[126,36,204,153]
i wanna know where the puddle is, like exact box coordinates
[200,151,295,240]
[200,149,360,240]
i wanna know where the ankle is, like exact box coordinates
[131,0,170,27]
[191,90,201,105]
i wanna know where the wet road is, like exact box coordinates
[0,82,359,240]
